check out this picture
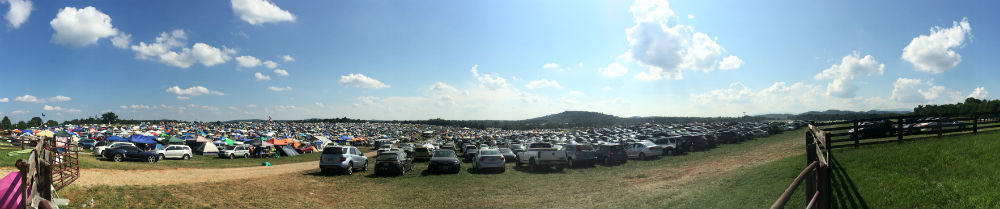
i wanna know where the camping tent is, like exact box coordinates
[267,138,294,146]
[128,135,158,144]
[166,136,184,144]
[105,136,128,142]
[191,142,220,155]
[277,145,299,156]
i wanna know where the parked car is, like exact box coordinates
[413,147,433,161]
[563,143,597,167]
[515,142,567,171]
[427,150,461,174]
[464,147,480,162]
[654,136,681,156]
[103,146,159,163]
[219,145,251,159]
[320,146,368,175]
[473,149,506,173]
[498,148,517,163]
[626,140,662,160]
[156,145,192,160]
[94,141,134,157]
[510,144,525,154]
[77,139,97,149]
[595,143,627,164]
[375,151,412,176]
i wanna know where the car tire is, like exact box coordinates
[229,154,235,159]
[361,160,368,171]
[568,158,575,168]
[244,153,249,158]
[639,153,646,161]
[182,154,190,160]
[113,154,124,162]
[321,168,329,174]
[158,154,165,161]
[148,156,157,163]
[345,163,353,175]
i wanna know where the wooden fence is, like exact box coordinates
[772,112,1000,209]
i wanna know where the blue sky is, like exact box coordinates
[0,0,996,121]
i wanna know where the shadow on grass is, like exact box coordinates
[420,169,460,176]
[830,155,869,209]
[511,165,566,174]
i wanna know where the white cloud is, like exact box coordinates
[129,30,235,68]
[273,105,296,111]
[11,110,28,115]
[603,86,612,91]
[598,62,628,77]
[569,91,584,96]
[315,102,325,108]
[267,86,292,92]
[968,87,988,100]
[253,72,271,81]
[3,0,32,29]
[0,97,7,102]
[890,78,953,103]
[43,105,82,113]
[813,52,884,98]
[357,96,378,106]
[246,104,257,108]
[902,18,972,74]
[230,0,296,25]
[718,55,742,70]
[542,62,562,72]
[122,104,150,110]
[272,69,288,76]
[687,14,694,19]
[110,32,131,49]
[470,65,508,90]
[691,82,753,105]
[339,73,390,89]
[235,55,262,68]
[14,94,42,103]
[281,54,295,62]
[50,6,118,47]
[165,86,224,97]
[625,0,739,81]
[428,82,458,93]
[176,96,191,100]
[263,60,278,69]
[525,79,563,89]
[48,95,71,102]
[577,62,584,68]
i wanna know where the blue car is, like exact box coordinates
[103,146,159,163]
[78,139,97,149]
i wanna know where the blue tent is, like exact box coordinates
[105,136,128,142]
[128,135,158,144]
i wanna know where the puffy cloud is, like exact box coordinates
[263,60,278,69]
[14,94,42,103]
[272,69,288,77]
[43,105,81,113]
[813,52,884,98]
[253,72,271,81]
[236,55,261,68]
[339,73,390,89]
[357,96,378,106]
[718,55,742,70]
[902,18,972,73]
[687,14,694,19]
[598,62,628,77]
[230,0,296,25]
[691,82,753,105]
[110,32,131,49]
[469,65,508,90]
[968,87,988,99]
[428,82,458,93]
[525,79,563,89]
[542,62,562,72]
[273,105,296,111]
[314,102,325,108]
[889,78,953,103]
[165,86,224,97]
[281,54,295,62]
[3,0,32,29]
[267,86,292,92]
[625,0,740,81]
[0,97,7,102]
[130,30,234,68]
[48,95,71,102]
[50,6,118,47]
[176,96,191,100]
[11,110,28,115]
[122,104,150,110]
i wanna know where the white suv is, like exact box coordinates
[219,145,251,159]
[157,145,193,160]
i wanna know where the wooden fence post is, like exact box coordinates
[973,114,979,134]
[805,130,816,204]
[897,116,904,144]
[937,116,943,138]
[852,121,859,148]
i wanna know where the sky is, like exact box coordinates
[0,0,997,122]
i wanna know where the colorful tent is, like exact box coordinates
[128,135,158,144]
[105,136,128,142]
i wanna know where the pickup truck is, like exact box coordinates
[515,142,567,171]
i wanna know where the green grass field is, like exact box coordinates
[59,130,810,208]
[76,152,322,170]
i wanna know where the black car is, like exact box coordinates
[375,151,412,176]
[427,150,461,174]
[464,148,479,162]
[595,143,627,164]
[498,148,517,163]
[103,146,159,163]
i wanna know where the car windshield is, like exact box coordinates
[323,147,347,154]
[641,141,656,147]
[499,148,513,154]
[377,153,398,161]
[433,151,455,157]
[480,150,501,155]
